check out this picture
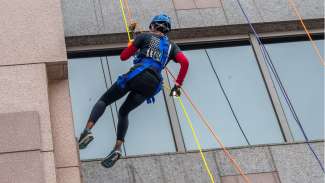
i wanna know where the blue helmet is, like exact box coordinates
[150,14,171,33]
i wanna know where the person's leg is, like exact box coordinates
[86,82,129,129]
[113,71,160,151]
[115,92,147,150]
[101,92,147,168]
[79,82,129,149]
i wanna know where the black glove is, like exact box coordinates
[169,85,181,97]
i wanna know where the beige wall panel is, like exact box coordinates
[0,111,40,153]
[0,64,53,151]
[42,151,57,183]
[0,151,43,183]
[56,167,81,183]
[49,80,79,168]
[0,0,67,66]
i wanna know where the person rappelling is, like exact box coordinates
[77,14,189,168]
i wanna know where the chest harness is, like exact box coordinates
[116,35,172,104]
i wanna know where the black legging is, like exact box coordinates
[88,69,160,141]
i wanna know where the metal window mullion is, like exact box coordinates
[249,34,294,143]
[162,71,186,153]
[104,56,128,156]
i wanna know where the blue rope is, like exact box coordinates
[234,0,325,173]
[204,49,251,145]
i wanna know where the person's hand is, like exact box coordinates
[169,84,181,97]
[129,22,137,32]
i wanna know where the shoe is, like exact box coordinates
[101,150,122,168]
[78,129,94,150]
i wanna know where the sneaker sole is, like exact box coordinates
[79,134,94,149]
[101,152,121,168]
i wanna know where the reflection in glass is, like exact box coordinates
[265,40,324,141]
[68,56,176,159]
[68,57,117,160]
[168,47,283,150]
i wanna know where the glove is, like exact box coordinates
[169,84,181,97]
[128,22,137,32]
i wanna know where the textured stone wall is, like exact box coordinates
[81,141,324,183]
[61,0,324,37]
[49,80,82,183]
[0,0,77,182]
[0,0,66,65]
[0,64,57,183]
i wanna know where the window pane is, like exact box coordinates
[68,57,117,160]
[105,56,176,156]
[69,56,176,158]
[264,40,324,141]
[168,46,283,150]
[206,46,284,144]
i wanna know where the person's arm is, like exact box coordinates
[120,42,138,61]
[169,51,189,97]
[120,33,147,61]
[173,51,189,86]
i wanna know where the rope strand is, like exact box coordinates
[287,0,325,66]
[204,49,251,145]
[117,1,251,181]
[234,0,325,173]
[165,68,252,183]
[177,96,216,183]
[118,0,131,41]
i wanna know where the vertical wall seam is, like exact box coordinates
[92,0,101,33]
[212,150,223,182]
[170,0,182,29]
[267,145,283,183]
[97,0,106,30]
[219,0,230,25]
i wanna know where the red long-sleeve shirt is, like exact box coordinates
[120,43,189,86]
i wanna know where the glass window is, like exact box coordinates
[264,39,324,141]
[68,57,117,160]
[68,56,176,159]
[168,46,284,150]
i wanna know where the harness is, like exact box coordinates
[117,35,172,104]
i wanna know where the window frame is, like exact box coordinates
[67,30,324,157]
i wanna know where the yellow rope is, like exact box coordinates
[118,0,131,41]
[117,2,215,180]
[162,83,215,183]
[176,96,215,183]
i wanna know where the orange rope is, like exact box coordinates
[123,0,144,33]
[123,0,133,24]
[287,0,325,66]
[165,68,251,183]
[119,1,250,181]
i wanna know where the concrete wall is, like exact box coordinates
[81,141,324,183]
[61,0,324,37]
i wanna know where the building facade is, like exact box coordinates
[0,0,324,183]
